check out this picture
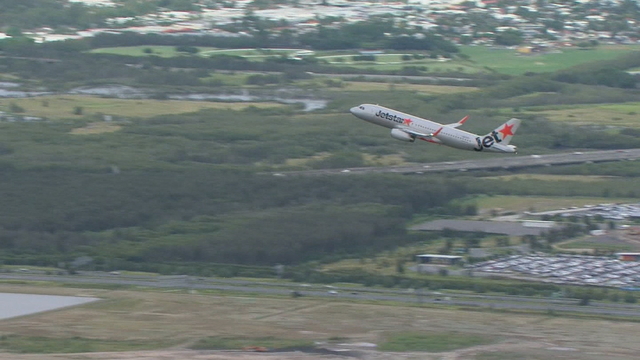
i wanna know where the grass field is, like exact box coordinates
[513,102,640,128]
[90,46,305,59]
[0,336,171,354]
[557,236,639,252]
[323,55,482,72]
[483,174,618,182]
[191,336,314,350]
[89,45,640,75]
[459,45,640,75]
[320,235,516,275]
[90,46,218,57]
[0,95,285,120]
[463,195,635,213]
[338,82,478,94]
[1,284,640,359]
[378,331,494,352]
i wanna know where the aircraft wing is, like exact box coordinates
[445,115,469,128]
[397,126,441,138]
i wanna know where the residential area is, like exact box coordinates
[7,0,640,50]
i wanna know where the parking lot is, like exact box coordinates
[529,202,640,221]
[469,254,640,287]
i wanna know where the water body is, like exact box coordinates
[0,82,21,88]
[0,89,52,98]
[0,293,99,320]
[69,85,328,111]
[168,91,327,111]
[0,84,327,111]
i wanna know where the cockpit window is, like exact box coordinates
[359,106,365,110]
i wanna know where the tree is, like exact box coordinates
[494,30,524,46]
[624,293,637,303]
[5,27,22,37]
[578,295,590,306]
[496,236,509,247]
[175,45,199,54]
[9,103,24,113]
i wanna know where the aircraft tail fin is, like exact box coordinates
[487,118,521,145]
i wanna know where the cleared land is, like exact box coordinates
[557,230,640,253]
[0,96,284,120]
[518,103,640,128]
[1,284,640,359]
[459,45,640,75]
[70,122,122,135]
[467,195,636,213]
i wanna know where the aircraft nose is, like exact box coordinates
[350,106,364,116]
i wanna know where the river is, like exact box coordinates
[0,83,327,112]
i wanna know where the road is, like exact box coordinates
[268,149,640,177]
[216,70,473,83]
[2,272,640,318]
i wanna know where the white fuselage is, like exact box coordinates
[349,104,516,153]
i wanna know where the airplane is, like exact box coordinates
[349,104,520,153]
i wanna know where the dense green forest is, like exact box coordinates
[0,104,637,272]
[0,34,639,279]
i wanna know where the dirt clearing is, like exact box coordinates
[1,284,639,359]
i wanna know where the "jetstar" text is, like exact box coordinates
[375,110,405,124]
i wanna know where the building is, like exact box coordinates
[410,219,555,236]
[616,253,640,262]
[416,254,463,266]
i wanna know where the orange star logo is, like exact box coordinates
[403,118,412,125]
[499,123,514,138]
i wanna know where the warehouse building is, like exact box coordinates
[616,253,640,262]
[416,254,463,266]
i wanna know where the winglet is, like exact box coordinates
[431,127,443,137]
[446,115,469,128]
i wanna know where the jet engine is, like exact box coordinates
[390,128,415,142]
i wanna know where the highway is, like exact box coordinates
[268,149,640,177]
[3,272,640,318]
